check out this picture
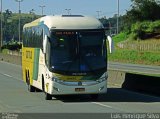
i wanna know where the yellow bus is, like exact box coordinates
[22,15,113,100]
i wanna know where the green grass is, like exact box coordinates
[108,49,160,66]
[109,32,160,66]
[112,32,128,44]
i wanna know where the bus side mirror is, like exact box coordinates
[107,36,114,53]
[43,35,48,54]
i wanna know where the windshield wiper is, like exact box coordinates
[62,61,72,64]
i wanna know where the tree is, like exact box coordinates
[0,9,40,45]
[3,9,13,43]
[4,9,12,20]
[128,0,160,21]
[122,0,160,34]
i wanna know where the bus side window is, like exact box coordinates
[23,29,26,47]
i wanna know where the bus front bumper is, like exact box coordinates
[50,80,107,95]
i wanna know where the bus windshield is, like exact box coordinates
[50,30,107,75]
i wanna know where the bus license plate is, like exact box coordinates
[75,88,85,92]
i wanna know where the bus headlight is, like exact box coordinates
[52,77,64,83]
[96,77,106,83]
[96,73,107,83]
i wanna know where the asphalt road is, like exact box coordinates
[0,61,160,114]
[108,62,160,76]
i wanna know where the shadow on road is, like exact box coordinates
[52,73,160,103]
[122,73,160,96]
[52,88,160,103]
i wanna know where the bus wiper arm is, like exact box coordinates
[62,61,72,64]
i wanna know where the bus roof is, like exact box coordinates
[24,15,104,30]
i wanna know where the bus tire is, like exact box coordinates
[45,93,52,100]
[42,75,45,92]
[27,71,36,92]
[28,84,36,92]
[90,94,99,99]
[42,75,52,100]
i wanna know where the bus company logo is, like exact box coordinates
[26,51,32,59]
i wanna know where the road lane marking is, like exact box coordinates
[3,73,12,78]
[91,102,113,108]
[0,72,23,82]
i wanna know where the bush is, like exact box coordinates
[131,21,147,40]
[108,49,160,66]
[2,43,22,51]
[130,20,160,40]
[112,32,128,44]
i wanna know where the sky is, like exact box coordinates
[2,0,132,18]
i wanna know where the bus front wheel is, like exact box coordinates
[90,94,99,99]
[42,76,52,100]
[45,93,52,100]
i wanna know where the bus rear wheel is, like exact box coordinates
[28,84,36,92]
[26,72,35,92]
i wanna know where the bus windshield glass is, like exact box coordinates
[50,30,107,75]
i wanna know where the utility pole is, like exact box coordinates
[39,5,45,16]
[0,0,2,52]
[117,0,119,34]
[109,21,112,36]
[65,9,71,15]
[96,11,101,19]
[15,0,23,44]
